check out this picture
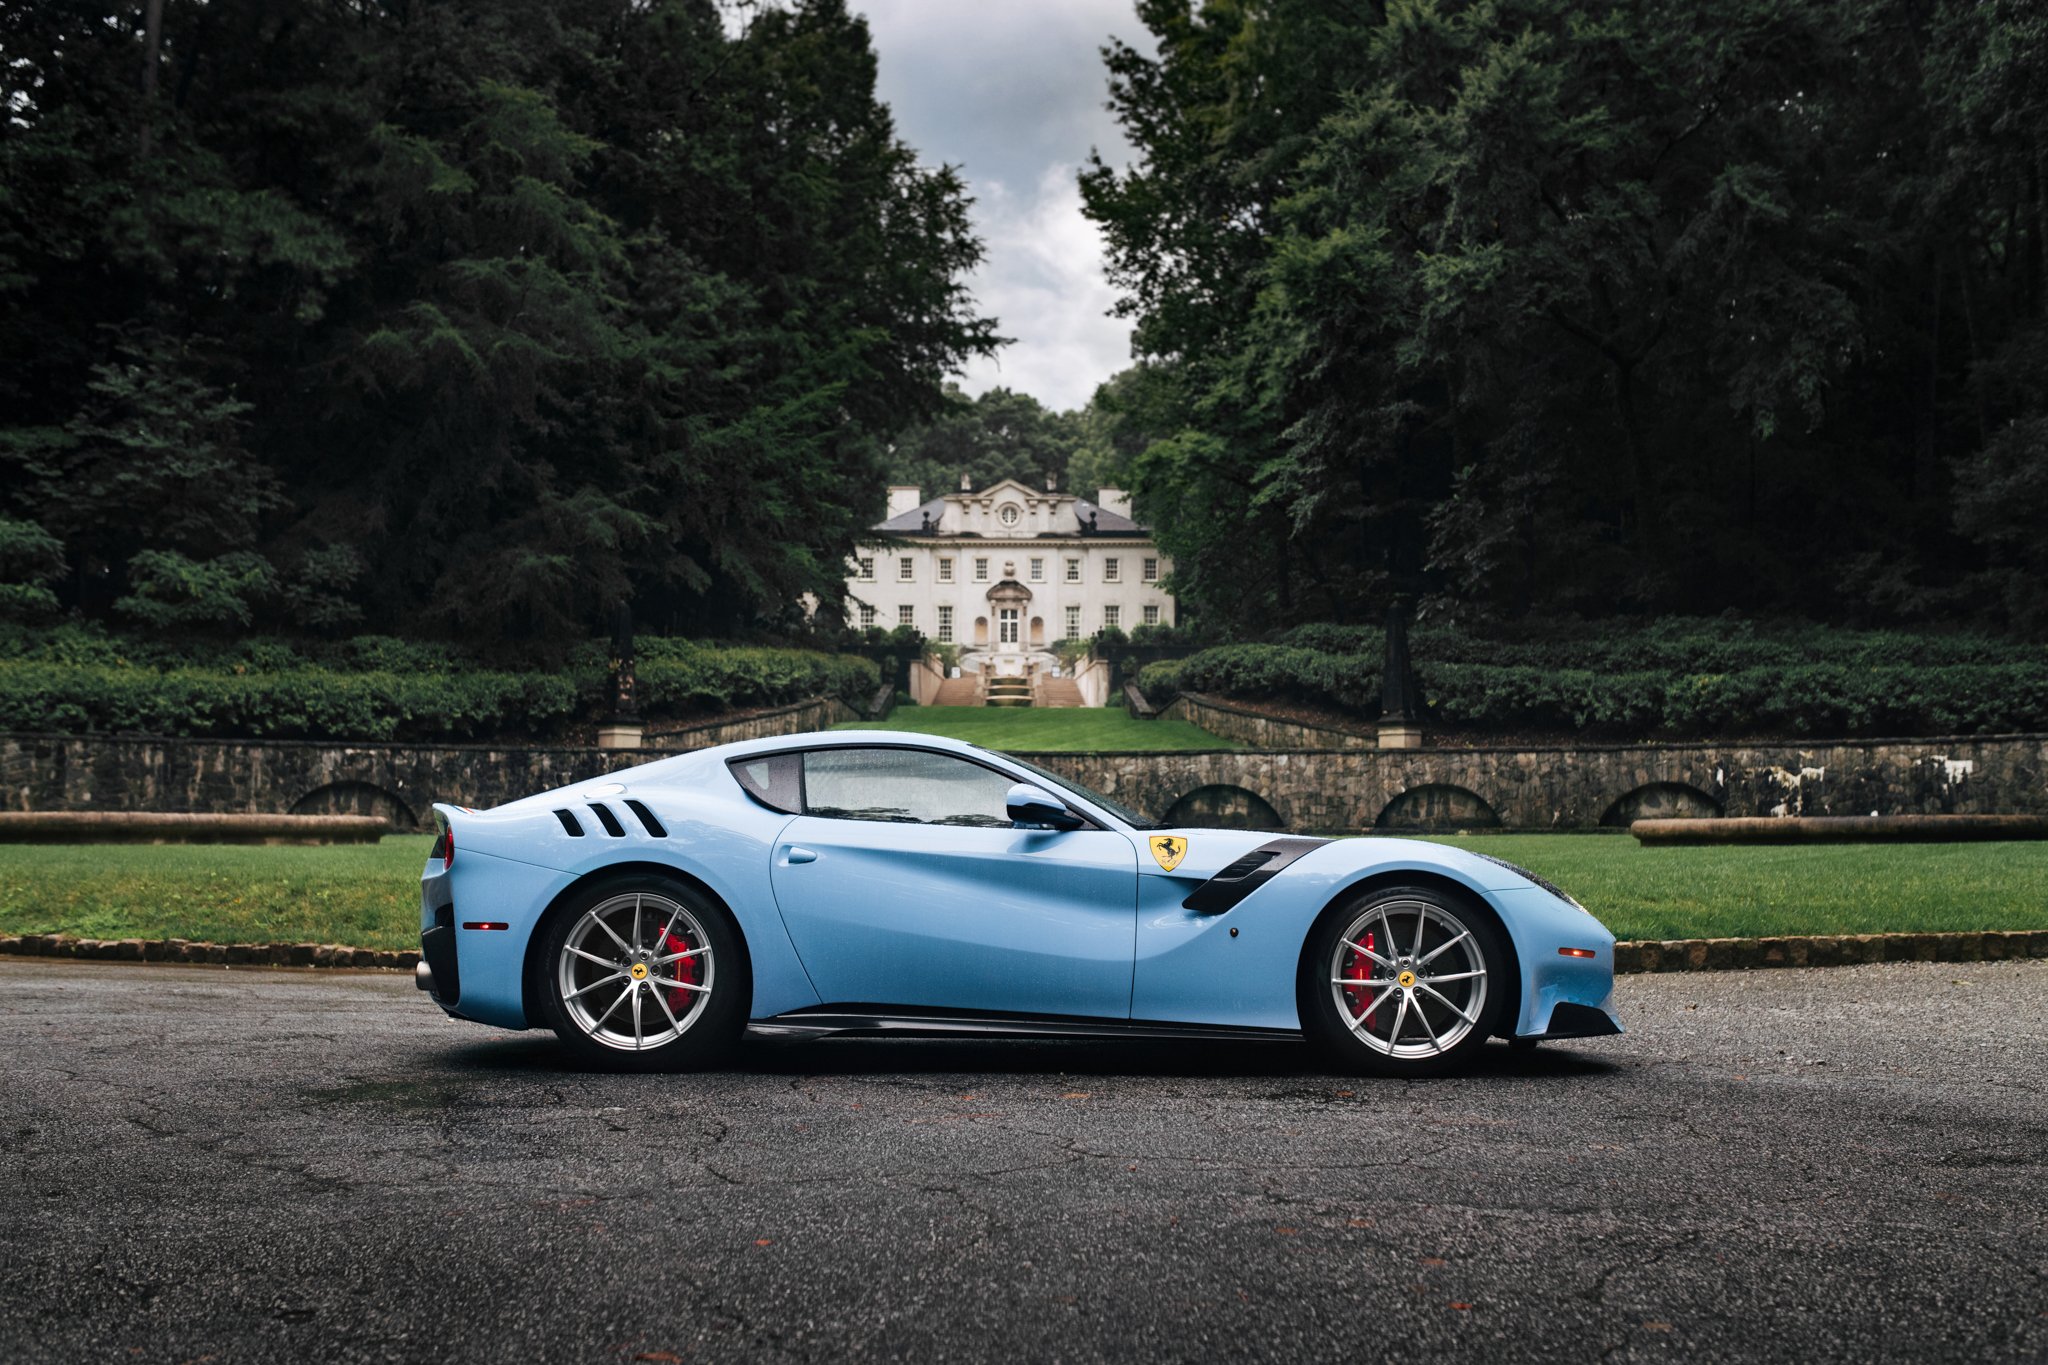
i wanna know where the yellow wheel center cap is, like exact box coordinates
[1398,970,1416,989]
[630,963,649,981]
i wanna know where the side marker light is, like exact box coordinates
[462,921,510,931]
[1558,946,1597,959]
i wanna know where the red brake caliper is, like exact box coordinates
[661,925,700,1014]
[1341,930,1377,1033]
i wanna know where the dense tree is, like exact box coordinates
[880,385,1087,503]
[0,0,994,643]
[1082,0,2048,633]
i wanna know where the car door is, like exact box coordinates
[767,746,1138,1018]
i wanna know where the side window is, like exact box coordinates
[728,752,803,813]
[802,748,1017,828]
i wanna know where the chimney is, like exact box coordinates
[886,485,922,518]
[1096,488,1132,519]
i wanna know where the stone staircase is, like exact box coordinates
[984,675,1032,707]
[932,675,983,706]
[1034,676,1085,708]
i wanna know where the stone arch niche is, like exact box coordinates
[1162,784,1286,831]
[973,615,990,646]
[1373,784,1501,832]
[289,780,419,830]
[1030,616,1046,647]
[1600,782,1722,827]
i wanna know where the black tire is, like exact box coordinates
[534,872,748,1072]
[1299,884,1509,1077]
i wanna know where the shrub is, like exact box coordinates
[0,639,877,741]
[1158,634,2048,738]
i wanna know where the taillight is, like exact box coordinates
[432,823,454,870]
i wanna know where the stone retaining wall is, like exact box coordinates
[4,727,2043,832]
[651,697,857,751]
[1,697,854,832]
[1017,734,2048,832]
[1162,694,1376,750]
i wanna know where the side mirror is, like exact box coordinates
[1006,782,1084,831]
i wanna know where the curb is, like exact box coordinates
[0,935,416,970]
[2,931,2045,975]
[1612,930,2048,973]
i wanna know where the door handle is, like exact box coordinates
[783,846,818,865]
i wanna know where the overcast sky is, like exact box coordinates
[852,0,1151,413]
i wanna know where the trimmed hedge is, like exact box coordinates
[0,644,878,742]
[1271,619,2048,673]
[1143,635,2048,738]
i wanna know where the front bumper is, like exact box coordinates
[1521,1000,1623,1040]
[1482,885,1623,1039]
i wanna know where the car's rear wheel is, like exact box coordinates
[536,874,746,1071]
[1302,885,1507,1077]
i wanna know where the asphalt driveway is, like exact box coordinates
[0,958,2042,1363]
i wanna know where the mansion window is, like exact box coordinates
[856,557,875,582]
[1103,605,1121,630]
[974,557,990,582]
[1065,558,1081,583]
[1143,557,1159,583]
[1103,558,1121,583]
[1029,557,1044,582]
[938,558,954,582]
[898,556,915,582]
[898,605,915,628]
[937,605,954,643]
[858,603,877,628]
[1144,604,1161,626]
[1065,605,1081,638]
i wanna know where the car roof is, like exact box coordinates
[710,729,993,762]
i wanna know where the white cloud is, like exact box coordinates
[957,166,1131,411]
[851,0,1150,413]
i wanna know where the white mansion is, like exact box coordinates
[847,477,1176,677]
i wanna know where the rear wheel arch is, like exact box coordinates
[521,860,753,1029]
[1294,868,1522,1037]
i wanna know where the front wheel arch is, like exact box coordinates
[1294,868,1522,1039]
[520,860,753,1029]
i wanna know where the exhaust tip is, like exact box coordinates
[414,960,434,993]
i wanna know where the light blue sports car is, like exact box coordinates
[416,731,1620,1074]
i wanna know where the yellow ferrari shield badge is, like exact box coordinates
[1149,835,1188,872]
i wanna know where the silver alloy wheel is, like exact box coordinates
[555,892,715,1052]
[1327,897,1488,1059]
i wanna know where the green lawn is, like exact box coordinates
[837,705,1237,752]
[1,832,2041,950]
[1424,834,2048,942]
[0,838,435,950]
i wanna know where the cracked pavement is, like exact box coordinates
[1,957,2044,1363]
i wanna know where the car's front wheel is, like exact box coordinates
[536,874,746,1071]
[1302,885,1507,1077]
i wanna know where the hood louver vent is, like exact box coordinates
[587,802,627,837]
[554,809,585,837]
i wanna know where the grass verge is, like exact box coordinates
[1425,834,2048,942]
[0,838,434,950]
[1,833,2042,950]
[836,705,1236,752]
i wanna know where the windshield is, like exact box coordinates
[994,752,1159,829]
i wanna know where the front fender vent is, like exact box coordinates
[587,802,628,837]
[554,809,585,837]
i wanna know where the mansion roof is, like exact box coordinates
[870,478,1148,540]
